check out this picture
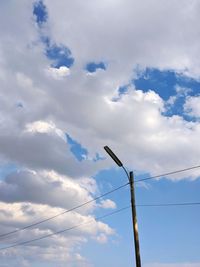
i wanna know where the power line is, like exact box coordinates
[135,164,200,183]
[0,182,129,239]
[1,200,200,251]
[1,164,200,240]
[137,202,200,207]
[0,205,131,251]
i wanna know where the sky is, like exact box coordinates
[0,0,200,266]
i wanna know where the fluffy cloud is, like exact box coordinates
[45,0,200,79]
[0,201,114,238]
[0,119,107,178]
[99,199,117,209]
[1,0,200,266]
[46,66,70,80]
[184,95,200,118]
[0,183,114,265]
[0,0,200,180]
[0,170,96,211]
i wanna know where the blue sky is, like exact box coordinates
[0,0,200,267]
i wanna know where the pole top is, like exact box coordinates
[104,146,123,167]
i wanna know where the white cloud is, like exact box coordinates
[45,0,200,79]
[184,95,200,118]
[99,199,117,209]
[0,170,97,211]
[16,72,33,88]
[166,86,192,106]
[0,199,114,264]
[0,119,107,178]
[1,0,200,265]
[25,120,66,140]
[46,66,70,80]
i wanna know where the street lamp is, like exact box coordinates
[104,146,141,267]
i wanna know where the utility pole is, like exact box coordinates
[104,146,142,267]
[130,171,141,267]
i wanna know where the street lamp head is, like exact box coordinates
[104,146,123,167]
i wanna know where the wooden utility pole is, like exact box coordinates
[129,171,141,267]
[104,146,142,267]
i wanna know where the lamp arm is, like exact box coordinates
[122,166,130,182]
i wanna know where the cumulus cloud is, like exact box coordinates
[0,119,107,178]
[0,201,114,238]
[46,66,70,80]
[0,198,114,265]
[45,0,200,79]
[184,95,200,118]
[1,0,200,266]
[0,170,96,211]
[0,0,200,179]
[98,199,117,209]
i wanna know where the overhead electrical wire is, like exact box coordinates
[0,205,131,251]
[137,202,200,207]
[0,164,200,240]
[0,182,130,239]
[1,200,200,251]
[135,164,200,183]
